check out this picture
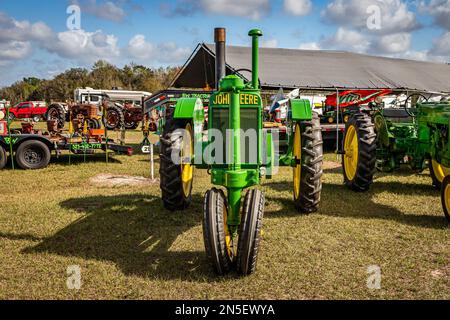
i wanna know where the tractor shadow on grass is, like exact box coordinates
[264,181,447,229]
[23,193,222,282]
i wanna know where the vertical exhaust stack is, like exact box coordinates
[248,29,263,90]
[214,28,226,89]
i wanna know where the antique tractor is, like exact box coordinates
[159,28,323,276]
[342,94,450,221]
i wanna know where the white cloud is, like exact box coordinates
[373,33,411,54]
[323,0,420,35]
[261,39,278,48]
[0,41,32,64]
[45,30,121,63]
[284,0,312,16]
[200,0,270,20]
[162,0,271,20]
[126,34,190,64]
[431,31,450,55]
[419,0,450,30]
[70,0,127,22]
[298,42,321,50]
[322,27,370,53]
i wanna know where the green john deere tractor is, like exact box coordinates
[342,94,450,221]
[159,28,323,275]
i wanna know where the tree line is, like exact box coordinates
[0,60,180,105]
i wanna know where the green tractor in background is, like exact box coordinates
[158,28,323,276]
[342,93,450,221]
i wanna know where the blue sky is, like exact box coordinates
[0,0,449,87]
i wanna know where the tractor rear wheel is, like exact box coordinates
[46,104,65,129]
[342,113,377,191]
[105,105,125,130]
[15,140,51,170]
[292,113,323,213]
[440,175,450,222]
[429,159,450,190]
[203,188,234,275]
[236,189,265,276]
[0,146,7,169]
[159,107,194,211]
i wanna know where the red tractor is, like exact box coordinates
[322,89,392,124]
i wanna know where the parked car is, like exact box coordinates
[7,101,48,122]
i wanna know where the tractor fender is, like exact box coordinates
[290,99,312,121]
[173,98,205,123]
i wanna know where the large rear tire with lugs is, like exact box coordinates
[47,104,66,129]
[292,113,323,213]
[342,113,377,191]
[159,107,194,211]
[105,105,125,130]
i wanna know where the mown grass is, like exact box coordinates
[0,128,448,300]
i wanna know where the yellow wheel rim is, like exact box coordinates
[344,125,358,181]
[293,123,301,199]
[431,160,450,183]
[445,183,450,214]
[344,115,350,123]
[223,203,234,259]
[181,123,194,197]
[328,117,334,124]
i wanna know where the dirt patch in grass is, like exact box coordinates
[89,174,158,187]
[324,160,341,170]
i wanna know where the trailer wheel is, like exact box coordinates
[105,105,124,130]
[159,107,194,211]
[441,176,450,222]
[236,189,265,276]
[342,113,377,191]
[47,104,65,129]
[15,140,51,170]
[203,188,234,275]
[429,159,450,190]
[0,146,7,169]
[293,113,323,213]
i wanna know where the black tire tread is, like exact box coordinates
[203,188,232,275]
[0,146,7,169]
[236,189,265,276]
[343,113,377,192]
[105,104,125,130]
[295,113,323,213]
[15,140,51,170]
[159,107,192,211]
[47,104,66,129]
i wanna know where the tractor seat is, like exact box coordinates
[382,108,416,119]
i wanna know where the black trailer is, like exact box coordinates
[0,133,133,170]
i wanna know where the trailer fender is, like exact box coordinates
[174,98,204,121]
[10,136,54,151]
[290,99,312,121]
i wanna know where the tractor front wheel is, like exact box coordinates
[292,113,323,213]
[236,189,265,276]
[159,107,194,211]
[342,113,377,191]
[429,159,450,190]
[46,104,65,129]
[0,146,7,169]
[440,175,450,222]
[203,188,234,275]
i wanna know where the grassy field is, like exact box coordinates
[0,128,448,300]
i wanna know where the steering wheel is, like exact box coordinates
[403,94,428,117]
[232,68,261,88]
